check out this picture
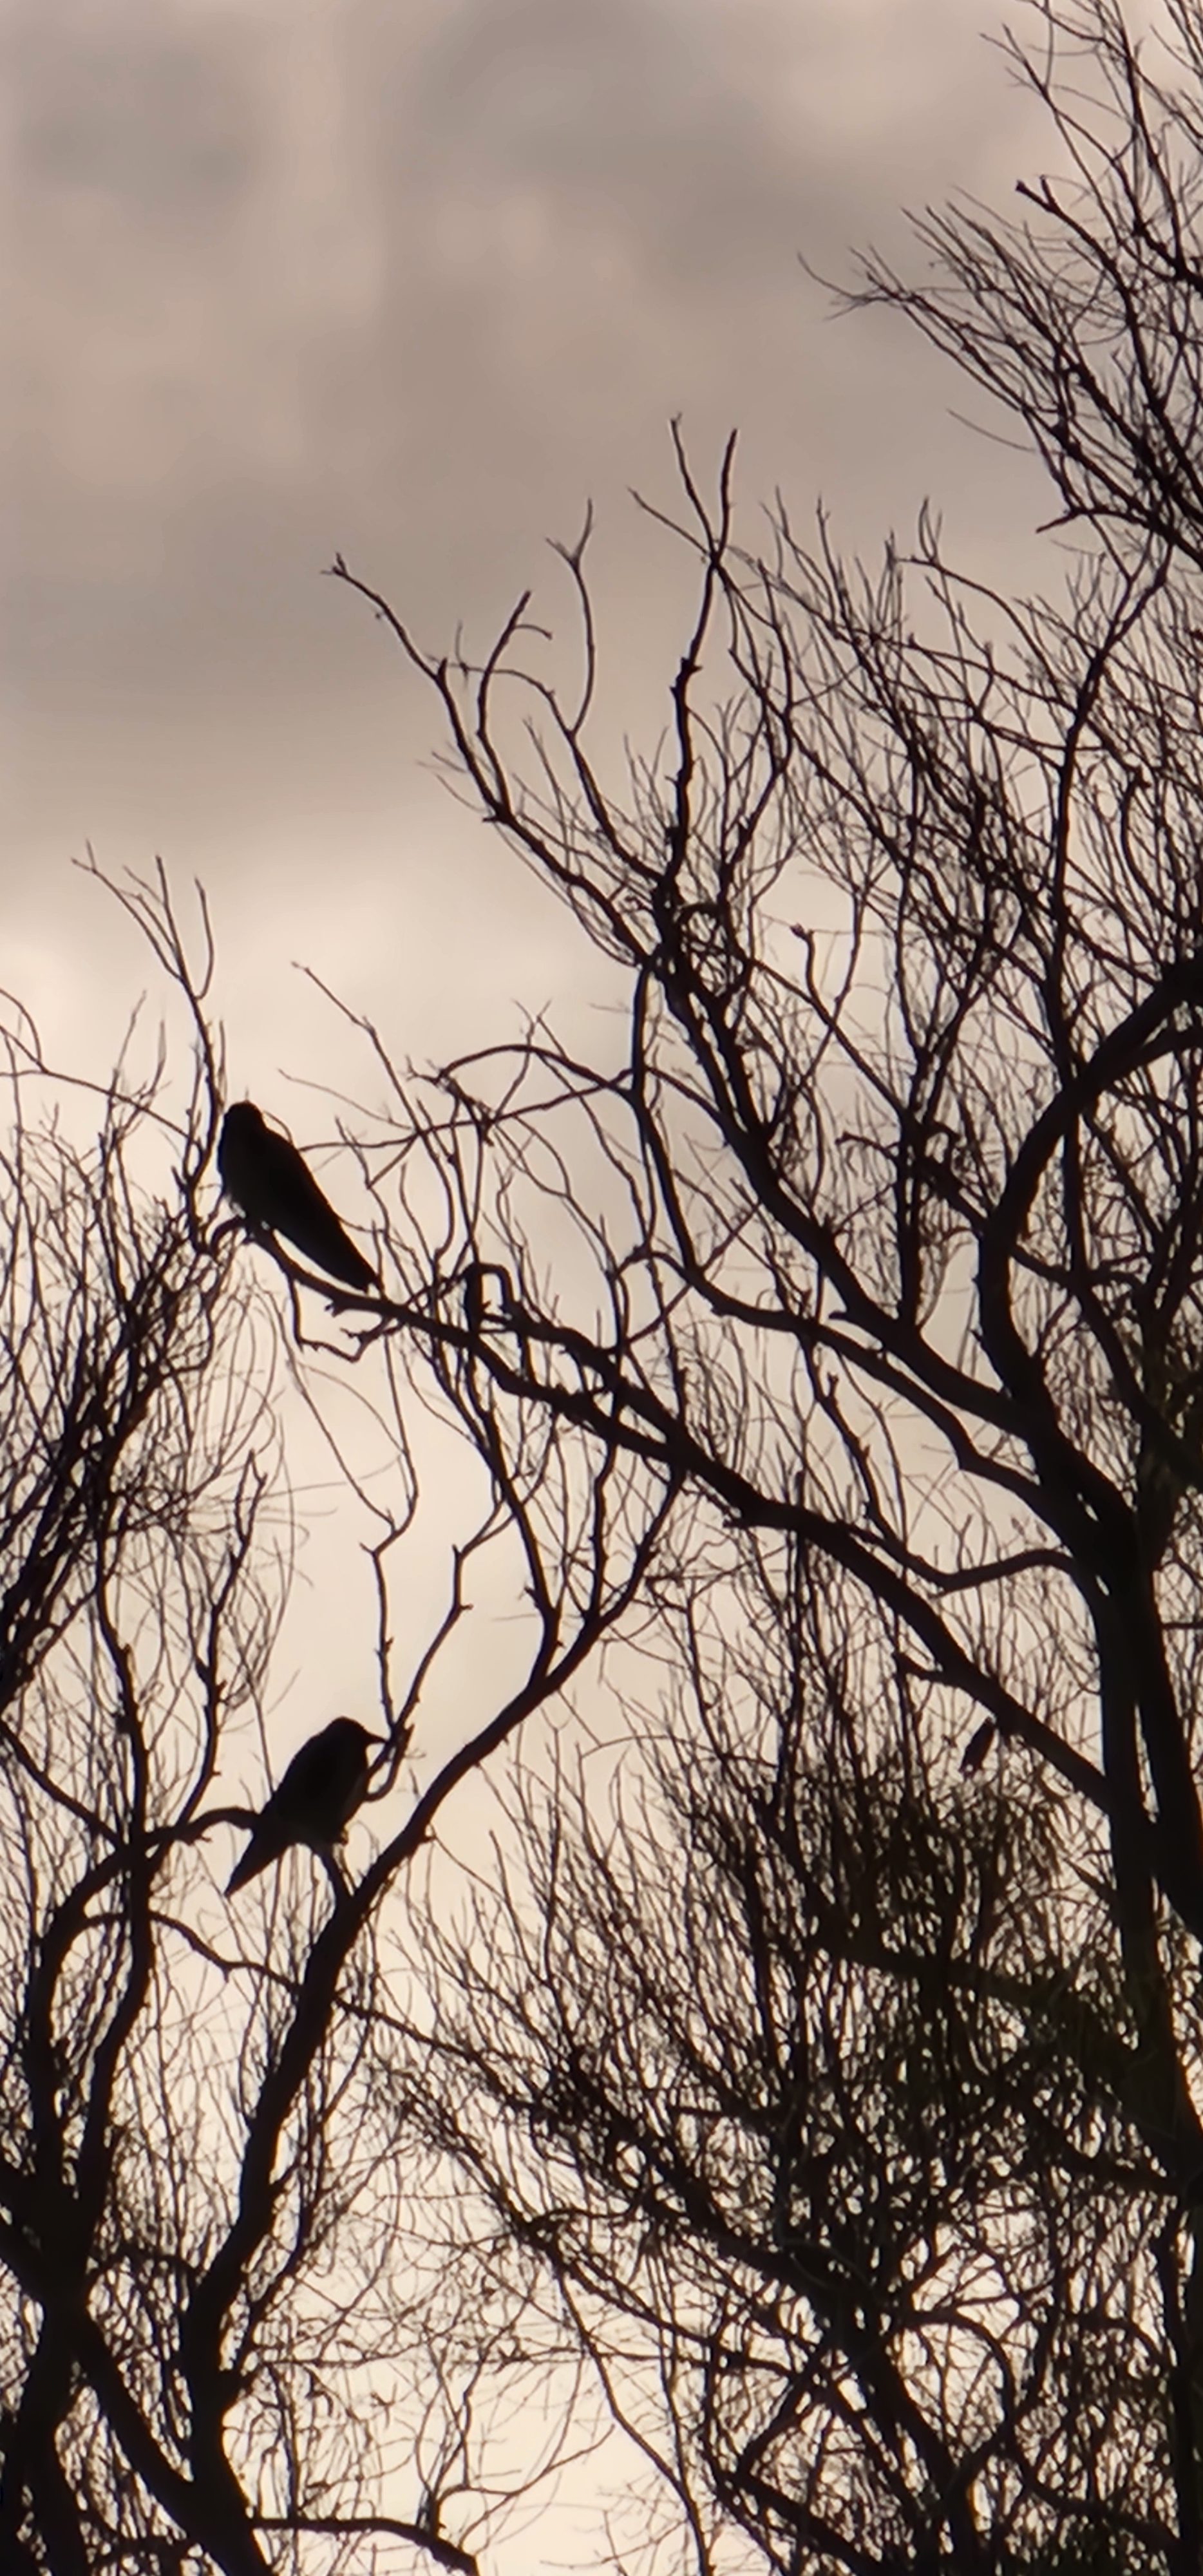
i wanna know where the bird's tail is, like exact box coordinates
[225,1839,274,1897]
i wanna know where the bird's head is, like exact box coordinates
[330,1717,385,1757]
[221,1100,267,1142]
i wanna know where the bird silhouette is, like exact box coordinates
[225,1717,383,1895]
[218,1101,377,1292]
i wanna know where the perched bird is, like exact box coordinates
[225,1717,383,1896]
[218,1101,377,1292]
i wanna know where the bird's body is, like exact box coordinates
[225,1717,381,1896]
[218,1101,377,1292]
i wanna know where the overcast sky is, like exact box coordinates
[6,0,1057,1726]
[8,5,1058,2557]
[8,0,1050,1070]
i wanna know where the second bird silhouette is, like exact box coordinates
[225,1716,383,1895]
[218,1101,377,1291]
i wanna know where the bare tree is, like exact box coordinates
[305,6,1203,2563]
[384,1546,1163,2575]
[19,5,1203,2568]
[0,869,674,2573]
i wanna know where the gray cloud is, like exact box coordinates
[8,0,1043,1043]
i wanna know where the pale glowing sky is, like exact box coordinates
[8,3,1060,2562]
